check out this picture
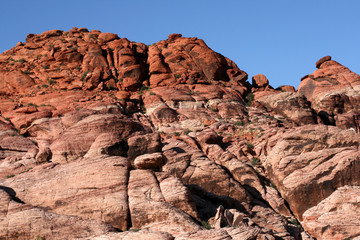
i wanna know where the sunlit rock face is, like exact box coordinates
[0,29,358,240]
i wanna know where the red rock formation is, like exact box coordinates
[0,29,358,240]
[302,186,360,240]
[298,56,360,130]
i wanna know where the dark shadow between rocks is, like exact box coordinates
[187,184,249,221]
[0,186,25,204]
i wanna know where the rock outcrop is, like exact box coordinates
[0,29,359,239]
[302,186,360,240]
[257,125,360,220]
[298,57,360,130]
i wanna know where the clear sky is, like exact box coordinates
[1,0,359,88]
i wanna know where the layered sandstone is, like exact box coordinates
[0,29,359,240]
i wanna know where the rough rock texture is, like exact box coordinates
[252,74,269,89]
[128,169,202,235]
[0,189,113,240]
[89,230,175,240]
[0,29,359,239]
[302,186,360,240]
[133,152,166,170]
[302,186,360,239]
[258,125,360,220]
[0,156,130,230]
[254,91,316,125]
[298,57,360,130]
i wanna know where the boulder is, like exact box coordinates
[252,74,269,88]
[134,152,166,170]
[127,133,162,159]
[315,55,331,68]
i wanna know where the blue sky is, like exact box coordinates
[1,1,359,88]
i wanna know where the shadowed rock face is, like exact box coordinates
[0,29,358,239]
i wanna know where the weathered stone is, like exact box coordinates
[255,92,316,125]
[0,189,114,240]
[89,229,174,240]
[127,133,162,159]
[134,152,166,170]
[302,186,360,240]
[0,156,130,230]
[259,125,360,220]
[315,55,331,68]
[128,169,202,235]
[50,114,145,163]
[252,74,269,88]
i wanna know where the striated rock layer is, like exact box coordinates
[0,28,359,239]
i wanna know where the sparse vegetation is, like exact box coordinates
[48,79,56,85]
[139,85,150,95]
[245,93,254,106]
[251,157,260,166]
[140,85,150,91]
[201,220,212,230]
[81,71,91,81]
[174,132,180,136]
[16,58,26,63]
[6,174,15,178]
[288,218,302,230]
[184,128,191,135]
[23,70,31,74]
[21,167,33,174]
[174,74,181,78]
[246,142,254,149]
[189,91,199,95]
[43,65,50,70]
[36,235,45,240]
[27,103,39,107]
[234,121,244,126]
[108,85,117,90]
[89,34,97,40]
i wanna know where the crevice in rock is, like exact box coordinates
[0,186,25,204]
[125,170,132,231]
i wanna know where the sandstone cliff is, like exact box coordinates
[0,28,359,240]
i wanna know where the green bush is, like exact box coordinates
[251,157,260,166]
[246,142,254,149]
[245,93,254,106]
[201,220,211,230]
[234,121,244,126]
[81,71,90,81]
[48,79,56,85]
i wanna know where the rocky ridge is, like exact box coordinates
[0,28,359,240]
